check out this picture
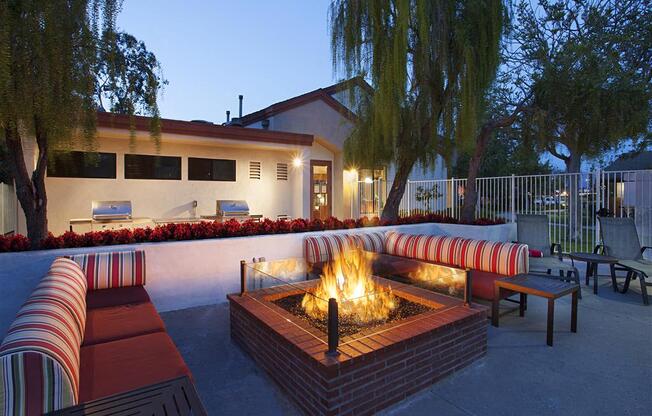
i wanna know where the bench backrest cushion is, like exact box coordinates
[0,298,81,414]
[457,239,529,276]
[30,258,87,338]
[304,234,355,264]
[385,231,528,276]
[348,232,386,253]
[68,250,146,290]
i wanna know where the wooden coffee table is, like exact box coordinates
[48,376,207,416]
[492,274,579,346]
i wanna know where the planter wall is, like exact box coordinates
[0,222,515,336]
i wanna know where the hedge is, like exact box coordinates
[0,214,505,253]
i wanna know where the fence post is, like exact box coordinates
[595,170,602,245]
[451,178,456,219]
[510,174,516,223]
[406,180,410,216]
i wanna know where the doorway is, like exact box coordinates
[310,160,332,220]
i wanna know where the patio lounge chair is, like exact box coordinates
[517,214,581,297]
[597,216,652,305]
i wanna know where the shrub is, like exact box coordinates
[0,214,506,252]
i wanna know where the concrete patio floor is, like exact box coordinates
[162,269,652,416]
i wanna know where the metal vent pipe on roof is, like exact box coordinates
[238,95,243,118]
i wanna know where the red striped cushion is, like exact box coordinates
[349,232,386,253]
[385,231,528,276]
[458,239,529,276]
[0,351,76,414]
[0,300,81,411]
[30,258,87,339]
[69,250,146,290]
[304,234,355,263]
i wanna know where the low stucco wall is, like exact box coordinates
[0,222,515,337]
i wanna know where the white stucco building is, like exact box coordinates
[8,79,446,236]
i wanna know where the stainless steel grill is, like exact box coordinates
[201,200,250,221]
[91,200,132,221]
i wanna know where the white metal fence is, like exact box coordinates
[0,183,17,235]
[356,169,652,255]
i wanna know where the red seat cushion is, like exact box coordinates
[79,332,191,403]
[471,269,515,301]
[82,302,166,346]
[86,286,150,309]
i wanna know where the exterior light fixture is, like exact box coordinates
[293,157,303,168]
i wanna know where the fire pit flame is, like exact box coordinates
[301,250,397,323]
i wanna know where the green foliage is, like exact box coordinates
[512,0,652,171]
[0,0,163,150]
[453,132,552,177]
[96,31,166,142]
[330,0,508,170]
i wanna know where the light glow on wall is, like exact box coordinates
[292,157,303,168]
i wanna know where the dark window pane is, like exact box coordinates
[125,154,181,180]
[48,151,116,179]
[188,158,236,181]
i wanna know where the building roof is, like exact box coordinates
[604,150,652,171]
[239,77,372,126]
[96,112,314,146]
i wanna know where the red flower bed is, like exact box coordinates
[0,214,505,253]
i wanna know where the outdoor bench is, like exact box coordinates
[304,230,529,301]
[0,250,196,415]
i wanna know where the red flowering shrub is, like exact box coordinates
[0,214,506,252]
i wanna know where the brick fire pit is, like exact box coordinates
[228,274,487,416]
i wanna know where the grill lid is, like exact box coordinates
[216,200,249,216]
[92,200,132,220]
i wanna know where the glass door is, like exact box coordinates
[310,160,332,220]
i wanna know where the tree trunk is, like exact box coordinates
[565,152,582,241]
[459,99,530,223]
[4,126,48,248]
[459,127,491,223]
[381,155,416,222]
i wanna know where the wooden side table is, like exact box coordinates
[568,252,619,295]
[492,274,579,346]
[48,376,207,416]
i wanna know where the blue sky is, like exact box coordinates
[118,0,334,123]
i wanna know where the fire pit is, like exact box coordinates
[228,251,488,416]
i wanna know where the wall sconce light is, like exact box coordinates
[293,157,303,168]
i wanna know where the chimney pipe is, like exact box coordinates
[226,110,230,123]
[238,95,243,118]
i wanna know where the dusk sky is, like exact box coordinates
[118,0,334,123]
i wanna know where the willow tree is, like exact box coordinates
[330,0,507,221]
[0,0,162,247]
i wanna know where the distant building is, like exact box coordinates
[240,78,447,217]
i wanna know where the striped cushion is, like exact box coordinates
[458,239,529,276]
[385,231,528,276]
[349,232,386,253]
[0,351,76,415]
[304,234,356,264]
[30,259,87,339]
[69,250,146,291]
[0,300,82,412]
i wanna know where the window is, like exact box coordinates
[188,157,236,181]
[48,151,116,179]
[124,154,181,180]
[249,161,261,180]
[276,163,288,180]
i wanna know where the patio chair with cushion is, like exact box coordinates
[597,216,652,305]
[517,214,581,297]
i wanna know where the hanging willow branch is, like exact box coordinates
[330,0,508,220]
